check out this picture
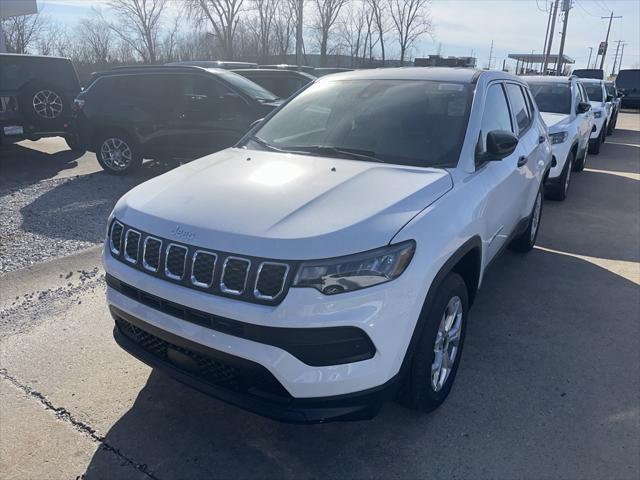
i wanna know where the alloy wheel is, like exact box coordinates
[100,138,133,171]
[431,296,463,392]
[33,90,63,119]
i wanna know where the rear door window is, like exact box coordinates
[505,83,532,133]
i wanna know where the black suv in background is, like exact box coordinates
[231,68,315,98]
[0,53,82,149]
[74,66,281,175]
[616,69,640,108]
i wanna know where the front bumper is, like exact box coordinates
[112,305,397,423]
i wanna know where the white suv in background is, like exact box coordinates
[525,76,594,201]
[104,68,552,423]
[581,78,613,154]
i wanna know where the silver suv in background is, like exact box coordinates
[581,79,613,155]
[526,76,594,201]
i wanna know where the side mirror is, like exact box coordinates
[577,102,591,114]
[250,118,264,129]
[617,92,624,98]
[606,94,614,102]
[481,130,519,162]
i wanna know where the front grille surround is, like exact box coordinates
[124,229,141,264]
[108,220,297,305]
[165,243,188,280]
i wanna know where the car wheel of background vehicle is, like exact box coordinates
[547,151,573,201]
[96,132,142,175]
[601,123,607,143]
[588,135,602,155]
[18,81,71,128]
[509,186,543,253]
[573,145,587,172]
[64,132,85,153]
[397,272,468,412]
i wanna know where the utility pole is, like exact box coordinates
[587,47,593,68]
[488,40,494,70]
[599,12,622,70]
[556,0,571,76]
[618,42,626,74]
[611,40,624,76]
[295,0,304,66]
[542,1,554,69]
[542,0,560,73]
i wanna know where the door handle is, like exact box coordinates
[517,155,528,167]
[538,135,546,144]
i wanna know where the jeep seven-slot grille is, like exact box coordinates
[108,220,296,305]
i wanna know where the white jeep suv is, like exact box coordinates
[525,76,594,201]
[581,78,613,155]
[104,68,552,423]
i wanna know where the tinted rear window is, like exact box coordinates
[572,69,604,80]
[616,70,640,89]
[0,56,79,91]
[528,82,571,114]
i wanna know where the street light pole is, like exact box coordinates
[542,0,560,73]
[587,47,593,68]
[556,0,571,76]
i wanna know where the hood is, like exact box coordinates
[114,148,453,259]
[540,112,571,130]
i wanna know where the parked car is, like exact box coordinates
[572,68,605,80]
[0,53,82,149]
[259,64,317,75]
[74,65,281,174]
[604,81,621,134]
[313,67,354,77]
[580,78,613,154]
[104,68,552,423]
[165,60,258,69]
[525,76,594,200]
[232,68,316,98]
[616,69,640,108]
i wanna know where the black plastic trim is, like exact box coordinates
[107,274,376,367]
[111,308,397,423]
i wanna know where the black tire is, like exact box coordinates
[573,145,587,172]
[588,132,602,155]
[601,122,607,143]
[509,185,543,253]
[64,132,85,152]
[607,115,616,135]
[96,131,142,175]
[547,150,573,201]
[397,273,469,412]
[18,81,71,128]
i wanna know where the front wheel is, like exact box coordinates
[96,132,142,175]
[573,145,587,172]
[397,273,468,412]
[509,186,543,253]
[547,151,573,201]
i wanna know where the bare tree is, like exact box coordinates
[368,0,388,63]
[272,0,297,58]
[75,11,114,65]
[1,12,48,54]
[249,0,278,62]
[104,0,169,63]
[338,1,368,67]
[186,0,244,59]
[388,0,432,64]
[312,0,348,67]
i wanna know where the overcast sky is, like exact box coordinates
[40,0,640,72]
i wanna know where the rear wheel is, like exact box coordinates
[510,186,543,253]
[96,131,142,175]
[397,273,468,412]
[547,151,573,201]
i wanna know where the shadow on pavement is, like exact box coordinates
[83,248,639,480]
[0,142,85,189]
[19,164,173,244]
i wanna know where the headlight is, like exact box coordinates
[292,241,416,295]
[549,131,568,144]
[594,110,603,119]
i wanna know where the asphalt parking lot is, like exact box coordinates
[1,112,639,480]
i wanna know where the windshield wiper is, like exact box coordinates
[282,145,384,163]
[249,135,289,153]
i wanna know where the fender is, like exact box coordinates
[396,235,482,383]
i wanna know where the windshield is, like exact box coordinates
[584,83,603,102]
[246,79,473,168]
[528,82,571,114]
[216,70,278,101]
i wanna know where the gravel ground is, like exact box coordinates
[0,166,169,276]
